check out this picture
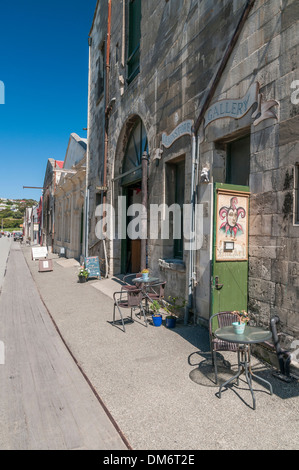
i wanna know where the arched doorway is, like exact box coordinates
[121,117,148,273]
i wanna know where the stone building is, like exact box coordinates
[53,133,87,260]
[23,207,32,241]
[42,159,64,251]
[86,0,299,348]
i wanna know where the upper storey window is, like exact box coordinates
[127,0,141,84]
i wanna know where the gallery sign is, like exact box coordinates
[204,82,279,128]
[161,120,193,148]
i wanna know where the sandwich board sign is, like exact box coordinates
[38,259,53,272]
[32,246,48,260]
[84,256,101,279]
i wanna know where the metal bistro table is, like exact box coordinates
[132,276,160,312]
[214,325,273,410]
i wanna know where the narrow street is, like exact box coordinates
[0,239,128,450]
[1,238,299,451]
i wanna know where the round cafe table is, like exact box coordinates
[132,277,161,312]
[214,325,273,410]
[132,276,160,286]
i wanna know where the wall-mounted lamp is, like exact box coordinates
[152,148,163,167]
[200,167,210,183]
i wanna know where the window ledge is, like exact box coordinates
[158,258,186,272]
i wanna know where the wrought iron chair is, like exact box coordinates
[145,281,167,307]
[122,273,142,286]
[209,311,240,384]
[113,288,147,332]
[122,273,142,289]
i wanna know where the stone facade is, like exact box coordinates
[87,0,299,347]
[42,159,63,251]
[53,134,86,260]
[199,0,299,347]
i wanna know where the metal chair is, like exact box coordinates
[122,273,142,286]
[113,288,147,332]
[145,281,167,307]
[209,311,240,384]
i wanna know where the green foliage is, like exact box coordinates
[0,199,37,229]
[1,218,23,229]
[149,300,161,316]
[164,296,187,318]
[78,266,89,278]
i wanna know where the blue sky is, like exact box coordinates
[0,0,97,201]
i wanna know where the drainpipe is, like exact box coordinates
[191,0,256,322]
[99,0,112,277]
[186,132,197,325]
[194,0,256,135]
[84,36,92,259]
[141,152,148,271]
[41,192,44,246]
[103,0,112,205]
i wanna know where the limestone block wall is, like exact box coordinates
[87,0,299,342]
[88,0,247,303]
[197,0,299,345]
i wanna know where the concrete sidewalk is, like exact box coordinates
[0,237,11,293]
[23,246,299,450]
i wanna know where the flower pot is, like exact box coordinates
[232,321,245,335]
[165,316,176,328]
[78,276,87,283]
[142,272,149,280]
[152,314,162,327]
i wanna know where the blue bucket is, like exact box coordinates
[165,317,176,328]
[152,315,162,327]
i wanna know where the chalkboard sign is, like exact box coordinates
[84,256,101,279]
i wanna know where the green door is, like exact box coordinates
[211,183,250,318]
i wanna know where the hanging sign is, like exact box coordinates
[161,120,193,148]
[84,256,101,279]
[216,189,250,261]
[204,81,279,128]
[204,83,259,128]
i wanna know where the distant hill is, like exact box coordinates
[0,199,38,230]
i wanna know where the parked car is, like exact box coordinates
[14,232,23,241]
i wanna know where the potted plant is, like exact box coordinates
[78,266,89,283]
[141,268,149,280]
[164,296,187,328]
[232,310,249,334]
[150,300,162,327]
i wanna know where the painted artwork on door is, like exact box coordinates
[216,190,249,261]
